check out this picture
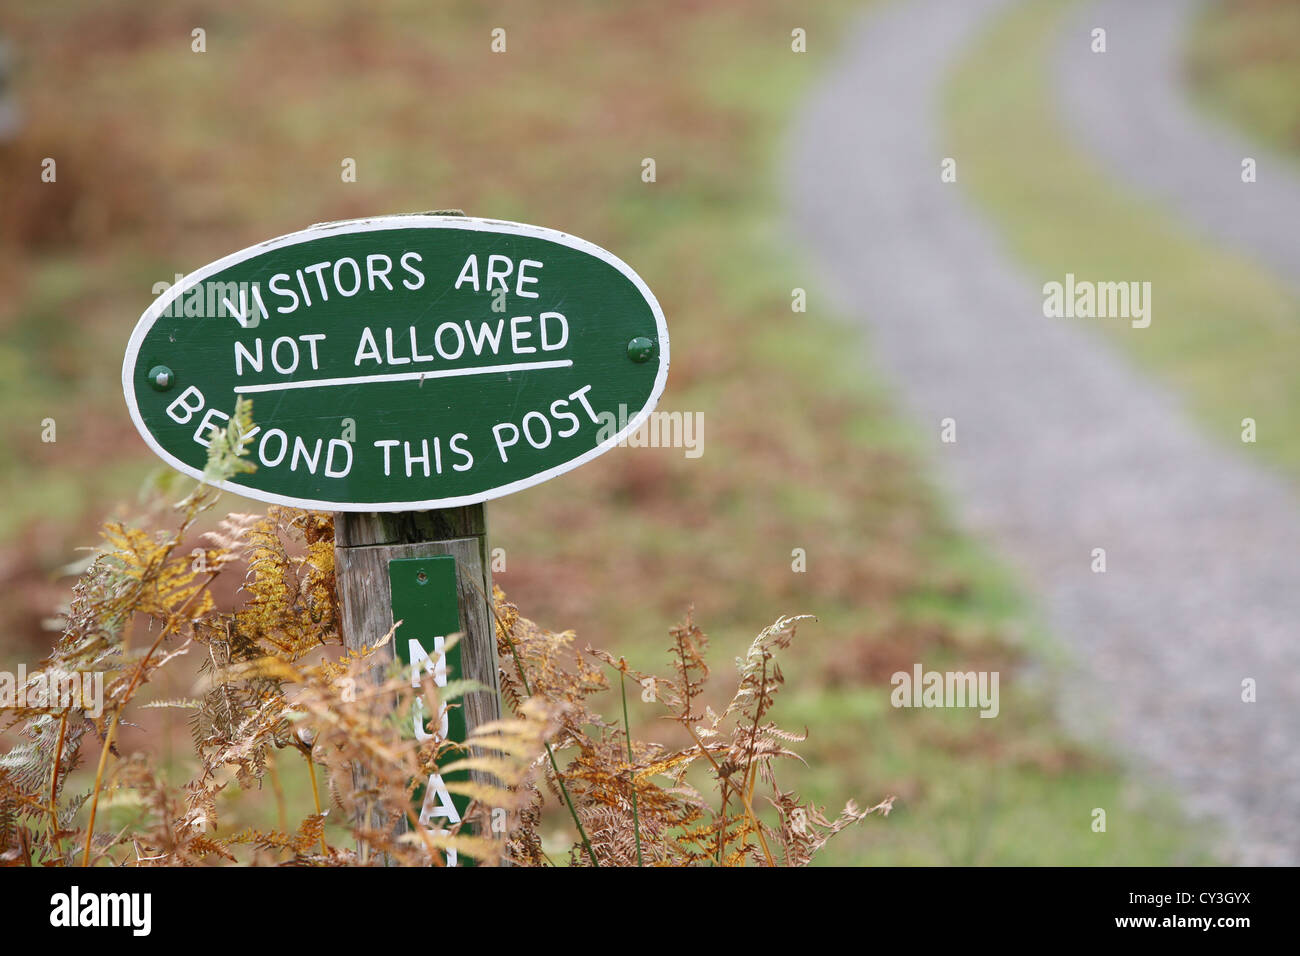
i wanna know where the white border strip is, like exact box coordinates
[121,215,670,512]
[233,359,574,394]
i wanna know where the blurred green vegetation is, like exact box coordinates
[1188,0,1300,164]
[0,0,1210,863]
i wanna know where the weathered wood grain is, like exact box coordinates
[334,506,486,547]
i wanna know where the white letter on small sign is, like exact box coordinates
[410,634,459,865]
[408,636,449,741]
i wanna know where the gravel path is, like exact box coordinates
[1056,0,1300,284]
[786,0,1300,864]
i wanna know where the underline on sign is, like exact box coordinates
[232,359,575,394]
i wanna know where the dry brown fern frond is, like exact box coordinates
[767,790,896,867]
[231,506,340,663]
[2,473,887,868]
[495,592,608,729]
[491,597,887,867]
[665,609,709,723]
[105,754,236,866]
[0,451,232,865]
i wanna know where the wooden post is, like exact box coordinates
[334,505,502,861]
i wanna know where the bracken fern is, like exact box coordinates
[0,401,889,866]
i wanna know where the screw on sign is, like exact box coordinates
[122,213,669,864]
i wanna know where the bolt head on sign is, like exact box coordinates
[122,215,669,510]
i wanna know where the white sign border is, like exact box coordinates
[121,214,671,512]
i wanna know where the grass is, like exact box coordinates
[946,0,1300,477]
[1187,0,1300,164]
[0,0,1210,863]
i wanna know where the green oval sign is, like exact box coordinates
[122,215,669,510]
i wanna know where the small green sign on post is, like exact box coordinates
[389,554,472,865]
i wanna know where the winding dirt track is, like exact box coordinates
[787,0,1300,864]
[1057,0,1300,285]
